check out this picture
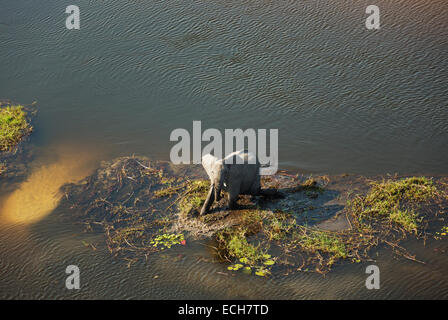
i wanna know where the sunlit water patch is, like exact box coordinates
[0,146,99,225]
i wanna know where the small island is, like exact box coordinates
[0,101,35,179]
[0,102,33,152]
[60,156,448,276]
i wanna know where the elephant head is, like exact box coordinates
[200,155,229,215]
[213,160,229,202]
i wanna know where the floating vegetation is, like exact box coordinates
[62,157,448,276]
[0,103,33,152]
[255,268,270,277]
[62,157,185,257]
[214,176,447,274]
[297,177,326,199]
[227,254,275,277]
[0,100,36,184]
[150,233,186,250]
[348,177,438,233]
[176,180,210,217]
[215,209,355,274]
[294,228,347,260]
[216,228,267,265]
[435,226,448,240]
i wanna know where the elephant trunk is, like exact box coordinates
[214,179,223,201]
[200,183,215,215]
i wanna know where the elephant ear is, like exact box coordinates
[202,154,218,180]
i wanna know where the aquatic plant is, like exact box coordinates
[435,226,448,240]
[348,177,437,233]
[156,179,210,216]
[214,176,447,274]
[292,177,326,196]
[64,158,447,275]
[177,180,210,216]
[226,252,275,277]
[295,228,347,260]
[0,104,33,152]
[263,210,296,240]
[150,233,185,250]
[216,229,265,265]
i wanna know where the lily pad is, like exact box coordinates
[255,270,267,277]
[239,257,248,264]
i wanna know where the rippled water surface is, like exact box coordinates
[0,0,447,299]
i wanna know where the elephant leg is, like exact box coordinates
[250,178,261,195]
[200,184,215,215]
[228,185,240,209]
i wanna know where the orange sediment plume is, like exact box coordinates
[0,145,99,225]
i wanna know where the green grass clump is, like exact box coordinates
[154,184,184,197]
[0,105,32,152]
[389,209,418,232]
[153,179,210,216]
[365,177,436,204]
[296,228,347,260]
[349,177,437,233]
[216,228,275,276]
[177,180,210,216]
[263,210,296,240]
[216,229,264,265]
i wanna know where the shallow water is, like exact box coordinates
[0,145,98,225]
[1,0,448,174]
[1,204,448,299]
[0,0,447,299]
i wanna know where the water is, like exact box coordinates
[0,0,448,299]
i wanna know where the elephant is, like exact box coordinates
[200,150,261,215]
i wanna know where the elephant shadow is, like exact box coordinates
[195,178,345,228]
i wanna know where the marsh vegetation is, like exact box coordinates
[2,101,444,275]
[0,102,33,152]
[60,156,448,275]
[0,101,36,187]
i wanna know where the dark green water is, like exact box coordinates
[0,0,447,299]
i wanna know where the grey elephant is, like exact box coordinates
[200,150,261,215]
